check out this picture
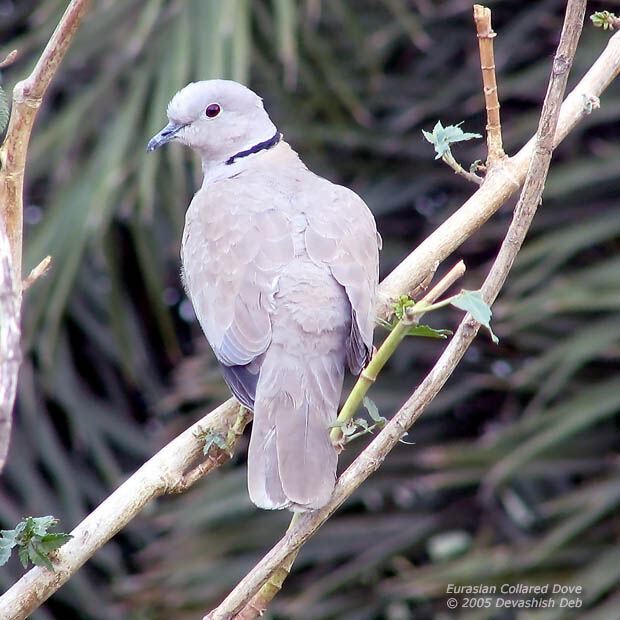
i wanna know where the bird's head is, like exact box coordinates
[147,80,278,167]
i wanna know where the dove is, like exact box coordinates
[148,80,380,511]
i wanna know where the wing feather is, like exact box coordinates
[305,183,379,374]
[182,188,295,399]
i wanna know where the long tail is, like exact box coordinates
[247,346,344,510]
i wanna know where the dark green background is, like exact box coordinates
[1,1,619,618]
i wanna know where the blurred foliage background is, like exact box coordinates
[1,0,619,618]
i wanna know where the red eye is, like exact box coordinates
[205,103,221,118]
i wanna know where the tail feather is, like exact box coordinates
[248,349,344,510]
[247,410,288,509]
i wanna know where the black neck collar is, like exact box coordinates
[226,132,281,166]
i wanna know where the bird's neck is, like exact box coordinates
[225,131,281,166]
[200,132,293,186]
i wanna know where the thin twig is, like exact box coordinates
[0,50,17,68]
[474,5,506,165]
[441,150,483,185]
[204,2,587,617]
[22,255,51,291]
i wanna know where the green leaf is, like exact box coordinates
[18,546,29,570]
[450,289,499,343]
[363,397,387,428]
[27,541,54,571]
[0,538,16,566]
[393,295,414,320]
[407,324,452,339]
[422,120,482,159]
[378,317,452,339]
[470,159,483,173]
[2,516,73,569]
[353,417,372,432]
[29,516,58,537]
[202,431,228,455]
[1,529,18,543]
[340,419,358,438]
[37,533,73,553]
[591,11,618,30]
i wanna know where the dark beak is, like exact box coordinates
[146,122,186,152]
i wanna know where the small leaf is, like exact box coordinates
[591,11,619,30]
[450,289,499,343]
[18,546,29,569]
[0,538,15,566]
[363,397,387,427]
[470,159,483,173]
[202,431,228,455]
[407,324,452,339]
[37,533,73,553]
[422,120,481,159]
[353,417,371,432]
[393,295,414,320]
[30,516,57,537]
[1,529,18,543]
[27,541,54,571]
[340,420,358,438]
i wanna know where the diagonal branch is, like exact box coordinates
[206,3,587,616]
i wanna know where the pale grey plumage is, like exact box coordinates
[148,80,380,511]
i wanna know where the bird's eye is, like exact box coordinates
[205,103,221,118]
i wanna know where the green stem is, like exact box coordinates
[330,313,414,443]
[406,296,457,315]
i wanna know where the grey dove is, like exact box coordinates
[147,80,380,511]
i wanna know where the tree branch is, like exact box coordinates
[377,25,620,318]
[0,0,91,472]
[0,398,244,620]
[206,4,587,616]
[0,219,20,473]
[0,0,92,279]
[474,4,506,165]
